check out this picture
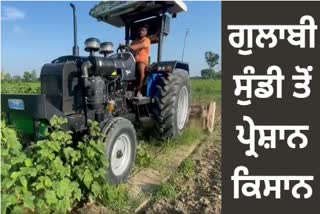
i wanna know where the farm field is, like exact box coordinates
[1,82,40,94]
[1,79,221,213]
[191,79,221,104]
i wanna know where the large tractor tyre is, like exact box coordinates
[101,117,137,184]
[152,69,191,140]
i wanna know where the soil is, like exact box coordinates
[141,124,222,214]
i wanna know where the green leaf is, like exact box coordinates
[19,176,27,188]
[91,181,102,198]
[2,178,15,189]
[47,142,61,152]
[48,153,55,161]
[11,206,25,214]
[70,182,82,201]
[44,177,52,188]
[36,164,45,171]
[56,178,71,198]
[52,157,66,176]
[21,167,38,177]
[1,163,11,177]
[63,147,81,165]
[56,199,70,214]
[83,169,93,188]
[1,194,18,214]
[35,199,45,211]
[35,181,44,191]
[24,158,33,167]
[10,154,26,165]
[23,198,35,211]
[10,171,21,180]
[21,191,35,210]
[45,190,58,205]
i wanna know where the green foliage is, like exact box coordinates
[102,184,130,212]
[201,68,215,79]
[136,144,153,168]
[201,51,220,79]
[178,159,195,176]
[205,51,219,69]
[201,69,221,79]
[1,70,38,83]
[1,82,40,94]
[1,72,12,81]
[191,79,221,104]
[154,183,177,200]
[23,70,38,82]
[1,116,108,214]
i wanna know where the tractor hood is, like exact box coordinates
[89,1,187,27]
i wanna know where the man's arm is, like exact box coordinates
[130,38,150,51]
[130,43,146,51]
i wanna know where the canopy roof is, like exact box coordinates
[89,1,187,28]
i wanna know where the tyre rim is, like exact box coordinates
[111,133,131,176]
[177,86,189,130]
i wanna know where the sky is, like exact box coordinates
[1,1,221,77]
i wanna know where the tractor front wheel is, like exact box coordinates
[101,117,137,184]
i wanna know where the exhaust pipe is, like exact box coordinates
[70,3,79,56]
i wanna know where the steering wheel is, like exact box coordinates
[117,45,136,56]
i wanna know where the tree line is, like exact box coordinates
[1,52,221,82]
[1,70,39,82]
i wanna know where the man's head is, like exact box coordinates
[138,24,148,38]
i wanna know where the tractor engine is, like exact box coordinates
[40,38,136,131]
[80,38,136,123]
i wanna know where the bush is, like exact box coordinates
[1,116,109,213]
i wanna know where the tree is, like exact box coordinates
[201,51,220,79]
[1,72,12,81]
[201,69,215,79]
[23,71,32,82]
[205,51,219,69]
[23,70,37,82]
[31,70,37,81]
[12,75,22,81]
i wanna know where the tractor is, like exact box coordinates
[1,1,191,184]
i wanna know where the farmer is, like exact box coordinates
[129,24,151,98]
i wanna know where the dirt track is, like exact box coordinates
[141,123,221,214]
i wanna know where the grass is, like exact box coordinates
[191,79,221,104]
[162,126,205,150]
[134,115,206,168]
[102,184,131,212]
[135,124,205,172]
[153,158,196,201]
[177,159,196,176]
[154,182,178,200]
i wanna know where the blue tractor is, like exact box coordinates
[1,1,191,184]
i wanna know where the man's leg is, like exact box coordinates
[137,62,147,96]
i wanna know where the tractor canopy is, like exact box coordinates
[89,1,187,27]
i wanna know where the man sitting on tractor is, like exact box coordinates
[129,24,151,98]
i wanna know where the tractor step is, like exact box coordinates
[132,97,151,105]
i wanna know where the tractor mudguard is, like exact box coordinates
[146,61,189,97]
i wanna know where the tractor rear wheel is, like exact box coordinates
[101,117,137,184]
[152,69,191,140]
